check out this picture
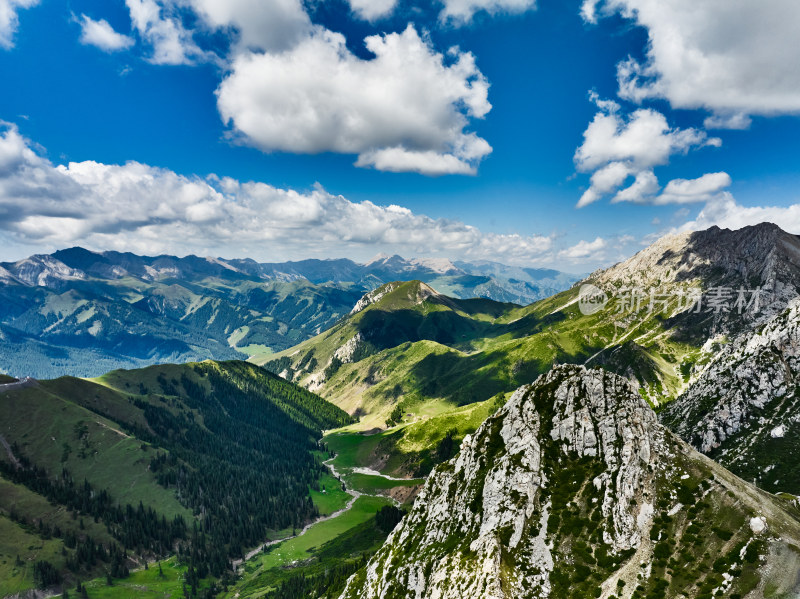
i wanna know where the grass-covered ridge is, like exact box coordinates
[0,359,352,595]
[258,278,709,436]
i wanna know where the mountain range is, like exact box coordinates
[259,223,800,493]
[3,222,800,598]
[0,248,579,379]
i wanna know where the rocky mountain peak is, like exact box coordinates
[339,365,665,598]
[349,280,445,315]
[6,254,86,288]
[594,223,800,290]
[339,363,800,599]
[585,223,800,341]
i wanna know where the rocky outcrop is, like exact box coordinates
[5,255,86,288]
[333,333,365,364]
[338,365,664,598]
[661,299,800,493]
[350,283,400,314]
[589,223,800,331]
[339,364,800,599]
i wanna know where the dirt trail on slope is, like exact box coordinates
[0,434,21,469]
[0,377,37,394]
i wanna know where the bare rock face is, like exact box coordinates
[350,283,400,314]
[339,365,664,599]
[589,223,800,331]
[661,299,800,493]
[5,255,86,288]
[339,364,800,599]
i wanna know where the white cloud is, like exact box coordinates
[0,0,37,49]
[125,0,207,65]
[347,0,397,22]
[559,237,607,260]
[611,170,659,203]
[177,0,310,53]
[577,161,631,208]
[703,112,751,131]
[679,195,800,234]
[78,15,135,52]
[584,0,800,125]
[216,25,492,175]
[574,97,721,207]
[654,172,731,205]
[575,106,714,172]
[440,0,536,24]
[0,123,550,264]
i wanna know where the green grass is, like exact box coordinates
[80,557,214,598]
[323,393,503,479]
[229,495,392,598]
[310,471,351,516]
[344,473,423,493]
[227,511,395,599]
[0,475,112,543]
[0,383,190,520]
[245,495,390,574]
[325,431,386,470]
[0,515,65,596]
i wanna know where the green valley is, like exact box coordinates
[0,360,352,596]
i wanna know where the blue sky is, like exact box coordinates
[1,0,799,270]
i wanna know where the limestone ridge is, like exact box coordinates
[589,223,800,331]
[339,365,800,599]
[337,365,660,598]
[661,298,800,492]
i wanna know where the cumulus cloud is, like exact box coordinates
[679,195,800,234]
[575,105,714,173]
[125,0,207,65]
[583,0,800,126]
[440,0,536,24]
[0,0,37,49]
[559,237,607,260]
[346,0,397,22]
[105,3,496,173]
[176,0,310,53]
[611,170,659,204]
[575,97,721,207]
[217,25,492,175]
[78,15,135,52]
[654,172,731,205]
[0,123,550,264]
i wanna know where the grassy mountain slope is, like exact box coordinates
[261,224,800,428]
[339,365,800,599]
[0,360,351,595]
[0,248,580,379]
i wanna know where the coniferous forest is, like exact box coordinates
[0,360,352,594]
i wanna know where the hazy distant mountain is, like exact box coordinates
[0,248,578,378]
